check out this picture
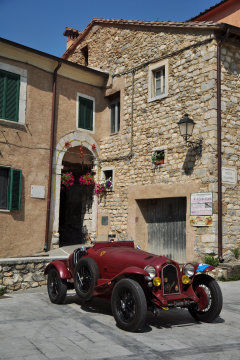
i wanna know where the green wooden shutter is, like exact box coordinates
[5,73,20,122]
[0,70,20,122]
[8,168,22,210]
[78,96,93,130]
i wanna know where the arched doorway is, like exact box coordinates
[59,145,95,246]
[50,132,99,249]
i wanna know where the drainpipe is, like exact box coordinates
[217,29,229,261]
[44,62,62,251]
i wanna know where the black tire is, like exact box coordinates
[74,257,100,301]
[47,267,67,304]
[111,278,147,332]
[188,275,223,322]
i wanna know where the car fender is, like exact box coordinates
[112,266,148,281]
[44,260,72,279]
[196,263,215,273]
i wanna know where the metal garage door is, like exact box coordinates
[145,197,186,263]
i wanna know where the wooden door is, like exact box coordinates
[146,197,186,263]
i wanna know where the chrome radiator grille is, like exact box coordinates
[162,264,180,295]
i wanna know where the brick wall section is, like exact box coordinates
[68,25,240,258]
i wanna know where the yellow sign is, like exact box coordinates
[190,216,213,227]
[100,251,106,256]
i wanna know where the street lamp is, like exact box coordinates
[178,114,195,143]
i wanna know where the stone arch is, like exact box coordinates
[50,131,99,248]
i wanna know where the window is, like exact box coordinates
[110,98,120,134]
[0,62,27,125]
[77,94,94,131]
[0,70,20,122]
[81,46,88,66]
[101,168,114,190]
[0,167,22,210]
[148,59,168,102]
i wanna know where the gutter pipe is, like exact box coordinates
[217,28,229,261]
[44,62,62,251]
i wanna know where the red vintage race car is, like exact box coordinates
[44,241,223,332]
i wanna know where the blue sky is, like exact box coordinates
[0,0,220,57]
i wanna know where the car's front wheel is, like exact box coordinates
[188,274,223,322]
[47,267,67,304]
[74,257,100,301]
[111,278,147,332]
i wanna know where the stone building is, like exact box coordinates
[61,19,240,263]
[0,37,108,258]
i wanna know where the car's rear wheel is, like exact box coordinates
[47,267,67,304]
[188,274,223,322]
[111,278,147,332]
[74,257,100,301]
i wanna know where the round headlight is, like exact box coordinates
[144,265,156,280]
[183,263,195,277]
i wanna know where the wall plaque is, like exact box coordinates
[222,167,237,185]
[31,185,45,199]
[101,216,108,226]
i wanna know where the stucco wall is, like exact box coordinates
[0,57,52,258]
[0,55,107,258]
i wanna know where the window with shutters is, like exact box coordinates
[0,62,27,125]
[0,70,20,122]
[0,166,22,211]
[148,59,168,102]
[77,93,94,131]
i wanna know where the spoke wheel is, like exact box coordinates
[188,274,223,322]
[74,258,99,301]
[47,267,67,304]
[111,279,147,332]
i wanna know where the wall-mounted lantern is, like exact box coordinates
[178,114,195,142]
[178,113,202,152]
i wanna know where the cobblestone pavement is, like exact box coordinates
[0,281,239,360]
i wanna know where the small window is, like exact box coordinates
[0,70,20,122]
[81,46,88,66]
[77,94,94,131]
[102,168,114,190]
[152,150,165,166]
[148,60,168,102]
[154,67,165,97]
[110,99,120,134]
[0,167,22,210]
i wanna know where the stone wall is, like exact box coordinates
[0,258,51,292]
[68,24,240,260]
[220,43,240,252]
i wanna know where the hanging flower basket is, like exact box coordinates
[61,172,74,189]
[79,173,95,187]
[95,183,106,196]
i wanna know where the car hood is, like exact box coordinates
[90,246,174,275]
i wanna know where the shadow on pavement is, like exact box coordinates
[63,292,225,332]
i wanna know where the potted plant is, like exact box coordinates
[152,150,164,165]
[95,177,113,196]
